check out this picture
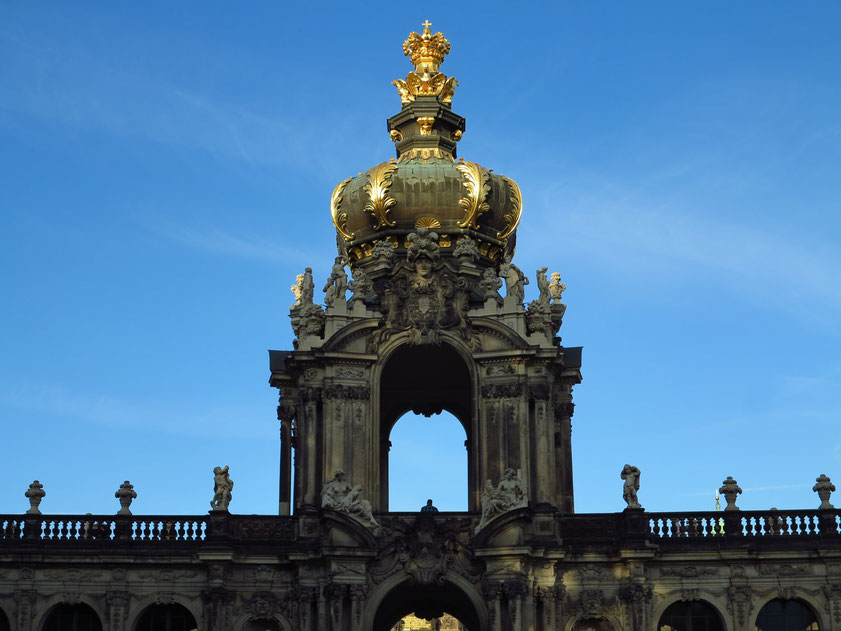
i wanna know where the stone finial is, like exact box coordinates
[479,267,502,301]
[719,476,742,511]
[549,272,566,303]
[323,256,348,307]
[291,267,315,308]
[210,466,234,512]
[321,469,379,531]
[620,464,642,510]
[453,236,479,263]
[115,480,137,515]
[476,468,527,533]
[24,480,45,515]
[813,474,835,509]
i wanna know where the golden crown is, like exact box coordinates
[402,21,451,73]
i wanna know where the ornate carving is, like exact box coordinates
[393,22,458,104]
[389,129,402,142]
[619,583,652,631]
[500,255,528,302]
[138,569,196,581]
[378,230,471,345]
[14,589,36,629]
[824,584,841,624]
[479,267,502,300]
[324,385,370,400]
[659,566,718,578]
[348,268,374,303]
[230,519,296,541]
[291,303,325,339]
[727,585,753,627]
[497,176,522,240]
[331,177,354,240]
[416,116,435,135]
[323,257,348,307]
[757,564,811,576]
[363,162,398,230]
[335,366,365,379]
[370,239,396,262]
[476,468,527,533]
[456,160,491,230]
[549,272,566,303]
[321,470,379,531]
[481,384,523,398]
[487,364,516,376]
[242,591,285,618]
[291,267,315,308]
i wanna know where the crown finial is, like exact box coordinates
[393,22,458,105]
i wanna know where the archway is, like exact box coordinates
[42,604,102,631]
[755,598,819,630]
[134,604,198,631]
[0,607,9,631]
[658,601,724,631]
[372,580,480,631]
[379,342,473,511]
[388,410,467,511]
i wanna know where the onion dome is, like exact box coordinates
[331,22,522,266]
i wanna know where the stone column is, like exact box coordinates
[278,396,295,516]
[483,583,503,631]
[14,589,35,631]
[349,585,368,631]
[324,583,346,631]
[106,590,130,631]
[201,587,233,631]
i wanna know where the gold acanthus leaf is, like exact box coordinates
[456,160,491,230]
[392,71,458,104]
[364,162,398,230]
[331,177,354,241]
[497,176,523,240]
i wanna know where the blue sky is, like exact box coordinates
[1,2,840,516]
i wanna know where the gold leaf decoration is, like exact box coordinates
[364,162,398,230]
[415,215,442,229]
[330,177,354,241]
[456,160,491,230]
[497,176,523,240]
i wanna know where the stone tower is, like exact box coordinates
[269,22,581,518]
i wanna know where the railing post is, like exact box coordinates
[207,509,231,543]
[818,509,839,537]
[724,512,742,538]
[114,515,132,541]
[22,515,41,541]
[622,507,649,547]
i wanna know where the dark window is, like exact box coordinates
[755,599,819,631]
[244,620,282,631]
[42,604,102,631]
[134,604,198,631]
[658,601,724,631]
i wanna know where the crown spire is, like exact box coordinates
[393,21,458,106]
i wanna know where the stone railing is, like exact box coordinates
[0,515,208,543]
[647,509,840,540]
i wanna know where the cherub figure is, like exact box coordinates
[620,464,641,509]
[211,466,234,511]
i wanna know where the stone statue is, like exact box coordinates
[479,267,502,301]
[323,257,348,307]
[348,267,373,303]
[476,468,527,532]
[453,236,479,263]
[420,499,439,513]
[115,480,137,515]
[499,255,528,302]
[321,469,379,530]
[621,465,641,509]
[371,239,395,262]
[25,480,45,515]
[536,267,550,306]
[549,272,566,303]
[210,465,234,511]
[291,267,315,307]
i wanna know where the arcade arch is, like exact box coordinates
[378,342,474,511]
[657,600,725,631]
[370,579,480,631]
[0,607,9,631]
[41,604,102,631]
[754,598,820,630]
[133,604,198,631]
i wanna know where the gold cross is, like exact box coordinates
[422,20,432,29]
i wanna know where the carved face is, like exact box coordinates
[415,256,432,277]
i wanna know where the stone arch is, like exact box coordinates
[231,612,292,631]
[0,604,10,631]
[126,596,202,631]
[751,595,824,630]
[653,597,728,631]
[374,332,479,511]
[564,614,621,631]
[364,572,487,631]
[651,592,731,631]
[35,595,106,631]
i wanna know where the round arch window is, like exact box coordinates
[43,604,102,631]
[755,598,819,631]
[658,601,724,631]
[134,604,198,631]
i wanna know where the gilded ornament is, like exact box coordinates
[389,129,403,143]
[456,160,491,230]
[330,177,354,241]
[417,116,435,136]
[363,162,398,230]
[452,129,463,142]
[497,176,523,240]
[392,22,458,104]
[439,234,451,247]
[415,215,442,229]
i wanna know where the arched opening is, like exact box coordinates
[388,411,467,511]
[0,607,10,631]
[755,599,819,631]
[391,613,466,630]
[658,601,724,631]
[372,580,479,631]
[134,604,198,631]
[572,619,613,631]
[42,604,102,631]
[380,343,473,511]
